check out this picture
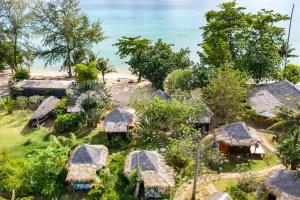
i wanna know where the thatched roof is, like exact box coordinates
[104,108,135,133]
[214,122,261,147]
[15,79,75,90]
[249,80,300,118]
[30,96,59,121]
[151,89,171,100]
[264,170,300,200]
[208,192,232,200]
[66,145,108,183]
[199,105,214,124]
[124,150,175,190]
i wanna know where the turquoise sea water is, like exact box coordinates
[33,0,300,70]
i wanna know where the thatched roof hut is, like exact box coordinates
[208,192,232,200]
[66,144,108,183]
[14,80,75,98]
[104,108,135,133]
[124,150,175,195]
[263,170,300,200]
[214,122,261,147]
[214,122,264,155]
[29,96,60,127]
[151,89,171,100]
[249,80,300,118]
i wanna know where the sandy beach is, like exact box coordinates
[0,67,154,106]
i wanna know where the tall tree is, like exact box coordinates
[269,105,300,170]
[34,0,104,77]
[200,1,289,83]
[114,36,151,82]
[203,67,249,125]
[240,10,289,83]
[0,0,33,72]
[200,1,248,68]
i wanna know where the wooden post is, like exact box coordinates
[285,4,295,67]
[191,147,200,200]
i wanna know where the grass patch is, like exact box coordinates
[221,149,280,172]
[0,110,52,158]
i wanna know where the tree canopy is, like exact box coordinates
[34,0,105,77]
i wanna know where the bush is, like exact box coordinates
[15,96,28,110]
[166,139,194,170]
[237,173,258,193]
[55,98,67,116]
[54,113,81,133]
[0,96,14,114]
[74,61,98,82]
[28,96,44,110]
[190,64,211,88]
[13,67,30,81]
[282,64,300,84]
[164,69,192,94]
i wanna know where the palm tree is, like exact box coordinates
[278,41,298,59]
[268,104,300,170]
[95,58,116,84]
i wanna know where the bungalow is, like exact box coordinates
[29,96,60,127]
[195,105,214,133]
[248,80,300,118]
[104,108,135,141]
[13,79,75,98]
[124,150,175,200]
[263,170,300,200]
[214,121,265,156]
[66,144,108,190]
[151,89,171,100]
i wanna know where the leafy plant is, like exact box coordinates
[54,113,82,134]
[28,95,44,110]
[13,67,30,81]
[282,64,300,84]
[15,96,28,112]
[74,61,99,82]
[0,96,14,114]
[164,69,192,95]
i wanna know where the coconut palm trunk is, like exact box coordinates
[192,147,200,200]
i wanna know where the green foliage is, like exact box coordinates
[55,98,67,116]
[54,113,81,134]
[34,0,105,76]
[166,139,194,170]
[0,150,31,196]
[15,96,28,110]
[277,130,300,169]
[13,67,30,81]
[28,146,69,197]
[282,64,300,84]
[237,173,258,193]
[190,64,212,88]
[94,57,116,84]
[114,36,151,81]
[164,69,192,95]
[0,96,14,114]
[75,61,99,82]
[81,96,104,127]
[116,37,191,88]
[200,1,288,82]
[132,95,204,140]
[203,67,249,125]
[28,95,44,110]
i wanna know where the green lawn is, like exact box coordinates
[221,149,280,172]
[0,110,52,157]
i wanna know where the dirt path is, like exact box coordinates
[0,70,11,92]
[256,129,276,153]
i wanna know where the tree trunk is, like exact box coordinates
[13,32,18,73]
[291,131,299,170]
[11,189,15,200]
[134,182,140,198]
[102,72,106,84]
[192,147,200,200]
[67,47,72,77]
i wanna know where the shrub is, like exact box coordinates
[55,98,67,116]
[15,96,28,110]
[13,67,30,81]
[282,64,300,84]
[74,61,98,82]
[237,173,258,193]
[0,96,14,114]
[54,113,81,133]
[166,139,194,170]
[190,64,211,88]
[28,96,44,110]
[164,69,192,94]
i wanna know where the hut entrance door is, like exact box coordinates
[267,193,276,200]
